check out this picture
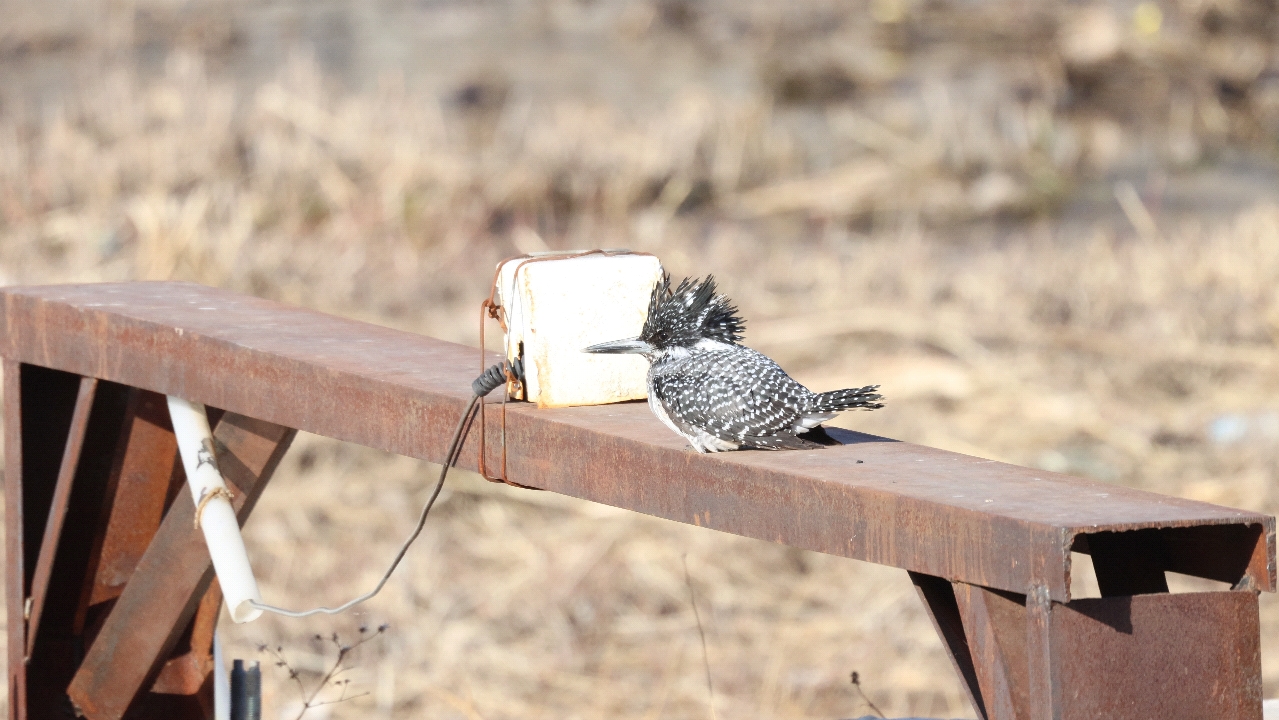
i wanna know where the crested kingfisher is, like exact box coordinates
[585,275,883,452]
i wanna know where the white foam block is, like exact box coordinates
[498,252,663,408]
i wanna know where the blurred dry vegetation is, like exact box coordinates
[2,0,1279,717]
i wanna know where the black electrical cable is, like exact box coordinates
[247,361,514,618]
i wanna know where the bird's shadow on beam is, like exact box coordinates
[804,426,900,446]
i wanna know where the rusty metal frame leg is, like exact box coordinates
[25,376,132,720]
[1025,584,1059,720]
[954,582,1029,720]
[915,575,1036,720]
[916,569,1262,720]
[25,376,97,660]
[910,572,990,720]
[68,411,295,720]
[1,359,43,720]
[6,363,101,720]
[4,362,12,720]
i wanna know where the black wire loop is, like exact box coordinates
[471,358,523,397]
[472,363,507,397]
[245,359,529,619]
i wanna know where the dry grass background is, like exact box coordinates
[2,0,1279,717]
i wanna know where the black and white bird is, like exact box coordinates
[585,275,883,452]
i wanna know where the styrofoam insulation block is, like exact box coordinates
[498,252,663,408]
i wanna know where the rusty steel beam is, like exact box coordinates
[1026,583,1061,720]
[150,579,223,697]
[1,281,1274,604]
[2,282,1275,720]
[67,412,294,720]
[77,388,184,647]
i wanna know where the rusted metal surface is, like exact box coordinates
[909,572,988,719]
[67,412,294,720]
[25,376,97,658]
[1026,584,1059,720]
[1,281,1271,603]
[5,359,26,720]
[7,364,90,720]
[2,281,1274,720]
[78,388,183,647]
[1052,591,1262,719]
[26,379,132,720]
[926,581,1263,720]
[954,582,1028,720]
[151,579,222,695]
[3,374,186,720]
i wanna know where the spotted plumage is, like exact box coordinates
[585,275,884,452]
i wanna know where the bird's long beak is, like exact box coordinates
[583,337,653,354]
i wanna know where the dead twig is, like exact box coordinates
[683,554,718,720]
[260,623,390,719]
[850,671,886,719]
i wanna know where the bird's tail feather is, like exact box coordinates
[809,385,884,412]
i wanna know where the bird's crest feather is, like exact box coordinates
[640,274,745,349]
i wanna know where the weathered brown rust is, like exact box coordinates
[929,581,1264,720]
[4,359,27,720]
[954,582,1029,720]
[1025,583,1060,720]
[77,388,183,646]
[151,579,222,695]
[66,412,294,720]
[3,281,1276,720]
[1053,591,1262,719]
[9,366,130,720]
[0,282,1272,602]
[910,572,988,719]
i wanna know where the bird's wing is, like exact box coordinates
[652,349,812,443]
[648,380,710,444]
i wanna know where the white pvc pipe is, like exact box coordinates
[167,396,264,623]
[214,630,230,720]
